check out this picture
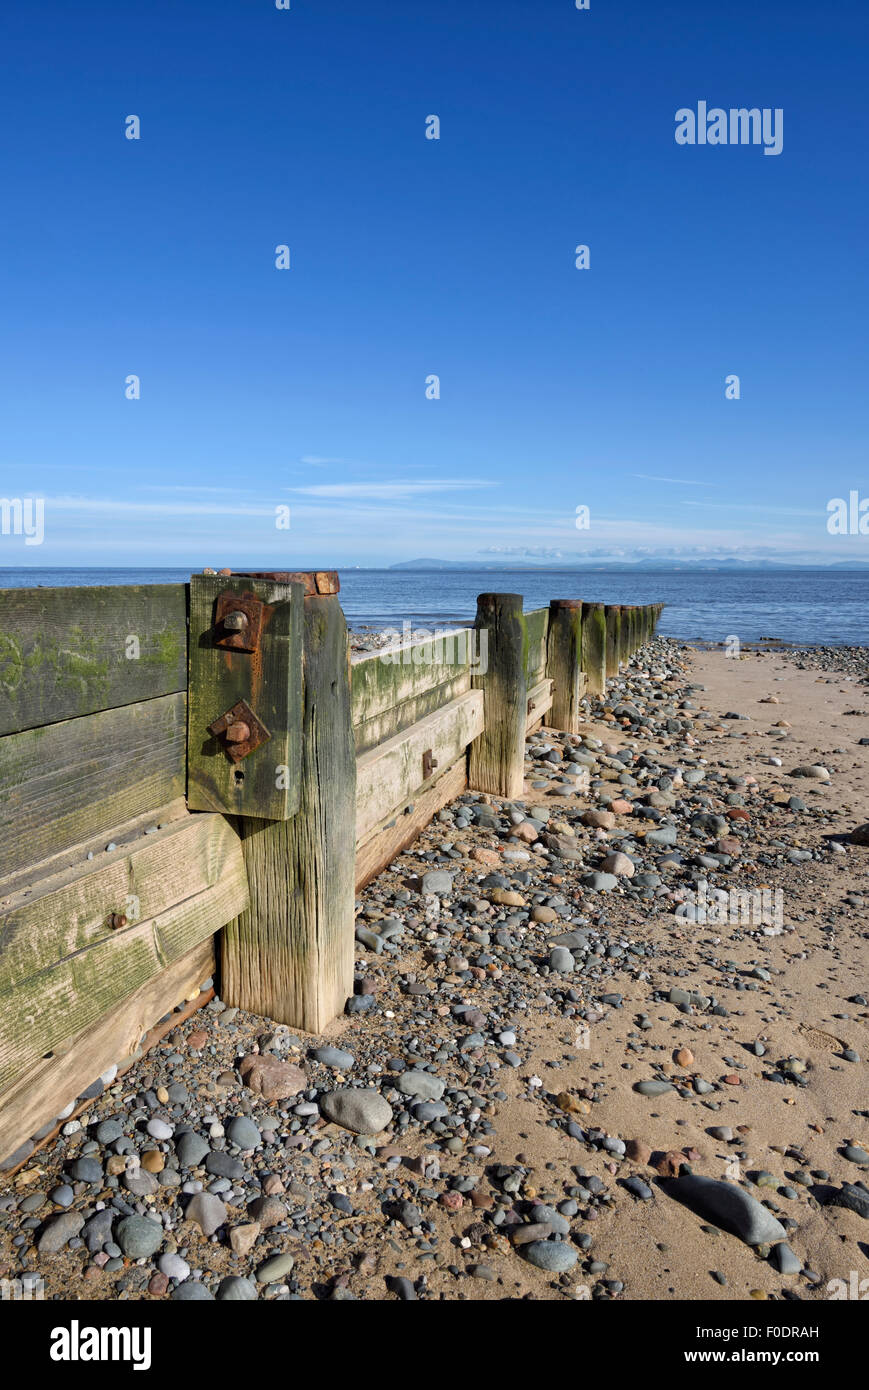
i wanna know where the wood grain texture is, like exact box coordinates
[0,812,238,991]
[467,594,527,799]
[187,574,303,820]
[355,690,484,844]
[605,605,622,677]
[354,756,467,891]
[545,600,586,734]
[523,607,550,685]
[581,602,607,696]
[222,593,356,1033]
[0,821,247,1093]
[525,677,553,731]
[0,938,214,1168]
[352,667,472,755]
[0,693,187,881]
[0,584,188,737]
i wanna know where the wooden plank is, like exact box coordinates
[468,594,527,799]
[523,607,549,685]
[356,690,484,844]
[0,798,188,904]
[0,694,187,881]
[0,812,237,991]
[0,938,214,1169]
[0,823,247,1093]
[353,671,471,755]
[355,756,467,891]
[0,584,188,737]
[351,629,474,740]
[525,677,553,731]
[187,574,304,820]
[222,591,357,1034]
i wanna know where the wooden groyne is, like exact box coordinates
[0,573,662,1166]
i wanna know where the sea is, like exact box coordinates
[1,568,867,647]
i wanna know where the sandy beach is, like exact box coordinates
[2,639,866,1303]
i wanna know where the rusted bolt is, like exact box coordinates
[225,721,250,743]
[223,610,249,632]
[108,913,127,930]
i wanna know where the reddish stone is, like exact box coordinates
[625,1139,652,1165]
[439,1191,464,1211]
[651,1150,683,1178]
[470,1190,494,1210]
[238,1053,307,1101]
[187,1029,208,1049]
[723,1074,741,1086]
[470,848,500,865]
[148,1273,170,1295]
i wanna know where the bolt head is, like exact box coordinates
[223,610,249,631]
[225,721,250,743]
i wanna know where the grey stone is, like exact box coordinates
[175,1132,210,1168]
[226,1116,261,1150]
[666,1175,787,1245]
[37,1210,85,1254]
[217,1275,258,1300]
[396,1071,445,1101]
[523,1240,578,1272]
[634,1079,675,1097]
[171,1281,214,1300]
[319,1089,393,1134]
[257,1251,296,1284]
[185,1192,228,1237]
[769,1242,801,1275]
[421,870,453,895]
[115,1215,164,1259]
[312,1046,355,1070]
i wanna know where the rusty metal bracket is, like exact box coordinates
[208,698,271,763]
[233,570,340,596]
[214,590,266,653]
[422,748,438,780]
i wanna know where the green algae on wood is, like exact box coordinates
[0,585,188,737]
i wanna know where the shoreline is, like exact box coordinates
[1,639,866,1303]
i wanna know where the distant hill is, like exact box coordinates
[389,558,869,573]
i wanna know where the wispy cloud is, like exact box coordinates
[632,474,713,486]
[299,455,348,466]
[46,495,275,517]
[288,479,498,500]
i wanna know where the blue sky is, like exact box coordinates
[1,0,867,567]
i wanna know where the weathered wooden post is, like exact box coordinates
[545,599,585,733]
[623,605,637,658]
[604,605,621,680]
[189,570,356,1032]
[468,593,527,798]
[581,602,607,696]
